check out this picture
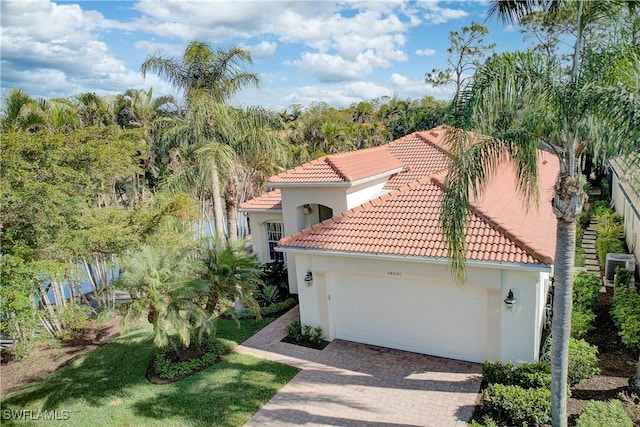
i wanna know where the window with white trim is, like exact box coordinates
[265,222,284,261]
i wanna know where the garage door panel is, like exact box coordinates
[330,272,487,363]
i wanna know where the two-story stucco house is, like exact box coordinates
[240,126,559,364]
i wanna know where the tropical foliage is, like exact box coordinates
[441,1,639,425]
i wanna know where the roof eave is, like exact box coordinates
[276,246,553,272]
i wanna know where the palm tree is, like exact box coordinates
[118,244,212,357]
[141,41,259,104]
[141,41,263,240]
[198,237,262,320]
[441,2,639,426]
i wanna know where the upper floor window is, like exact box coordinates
[265,222,284,261]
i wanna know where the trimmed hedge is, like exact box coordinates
[571,306,596,338]
[573,272,601,312]
[568,338,601,384]
[260,297,297,317]
[596,234,624,270]
[482,361,551,389]
[576,400,633,427]
[611,284,640,353]
[481,384,551,426]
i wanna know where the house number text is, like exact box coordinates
[387,271,402,277]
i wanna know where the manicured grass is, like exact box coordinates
[1,318,299,426]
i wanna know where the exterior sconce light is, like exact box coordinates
[303,204,312,215]
[504,289,516,311]
[304,269,313,287]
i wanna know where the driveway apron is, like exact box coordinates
[237,307,482,426]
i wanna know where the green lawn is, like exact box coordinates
[1,318,299,426]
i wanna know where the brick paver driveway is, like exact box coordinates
[236,307,482,427]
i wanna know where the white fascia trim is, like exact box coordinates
[276,246,553,273]
[239,208,282,214]
[267,182,351,189]
[266,167,405,190]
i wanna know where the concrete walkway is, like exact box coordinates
[237,307,482,427]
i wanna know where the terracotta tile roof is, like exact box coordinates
[239,189,282,211]
[279,151,558,265]
[384,129,451,189]
[268,145,404,185]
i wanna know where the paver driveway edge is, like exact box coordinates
[237,306,482,427]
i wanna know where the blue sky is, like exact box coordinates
[1,1,528,110]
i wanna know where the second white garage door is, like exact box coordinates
[329,272,488,363]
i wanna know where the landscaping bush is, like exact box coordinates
[568,338,601,384]
[260,261,288,290]
[573,272,601,312]
[481,384,551,426]
[576,400,633,427]
[482,361,551,389]
[575,245,586,267]
[285,320,325,347]
[258,285,281,306]
[571,306,596,338]
[596,233,624,269]
[611,284,640,353]
[592,200,613,217]
[578,210,590,229]
[260,297,296,317]
[594,211,623,236]
[285,320,303,341]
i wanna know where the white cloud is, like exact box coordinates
[243,41,277,60]
[418,1,468,24]
[416,48,436,56]
[0,0,174,100]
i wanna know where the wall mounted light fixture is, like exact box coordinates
[303,204,312,215]
[304,269,313,287]
[504,289,516,311]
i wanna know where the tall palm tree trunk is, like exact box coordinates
[550,218,575,427]
[211,166,226,242]
[551,174,585,427]
[225,176,238,241]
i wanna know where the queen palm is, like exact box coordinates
[141,41,258,104]
[441,1,639,426]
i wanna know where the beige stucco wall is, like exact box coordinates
[290,251,549,364]
[611,168,640,272]
[244,211,284,264]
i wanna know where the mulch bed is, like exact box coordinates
[281,336,329,350]
[566,287,639,425]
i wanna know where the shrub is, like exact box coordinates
[568,338,601,384]
[481,384,551,426]
[611,285,640,353]
[573,272,601,312]
[571,306,596,338]
[285,320,324,344]
[614,267,633,288]
[260,261,288,289]
[55,302,91,339]
[469,416,499,427]
[594,211,623,235]
[576,400,633,427]
[482,361,551,390]
[285,320,303,341]
[260,298,296,317]
[258,285,281,305]
[596,233,624,269]
[578,210,590,229]
[592,200,613,217]
[599,178,610,199]
[575,246,586,267]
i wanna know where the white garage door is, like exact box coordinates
[329,272,488,363]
